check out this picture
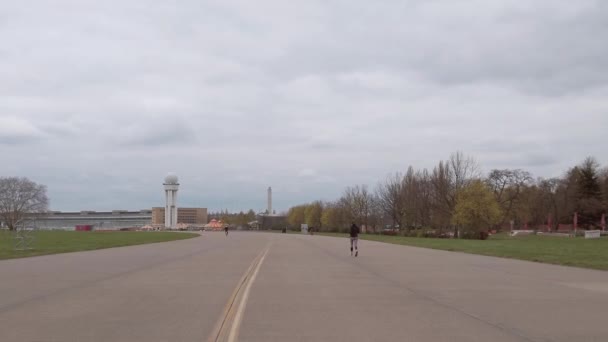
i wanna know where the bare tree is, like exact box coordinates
[341,185,375,231]
[536,178,561,229]
[449,151,481,189]
[403,166,426,229]
[431,152,481,234]
[367,193,384,232]
[487,169,533,227]
[416,169,433,228]
[0,177,49,230]
[557,167,581,223]
[376,173,406,229]
[430,160,453,230]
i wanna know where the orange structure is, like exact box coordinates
[205,219,226,231]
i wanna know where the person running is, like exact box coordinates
[224,226,229,236]
[350,222,359,257]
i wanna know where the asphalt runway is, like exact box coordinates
[1,232,607,341]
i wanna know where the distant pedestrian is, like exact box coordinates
[350,223,359,257]
[224,226,229,236]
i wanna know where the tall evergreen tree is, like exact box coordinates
[575,157,605,228]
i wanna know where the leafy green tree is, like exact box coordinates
[321,207,336,231]
[220,214,232,225]
[287,205,306,228]
[320,202,349,232]
[601,167,608,205]
[246,209,256,223]
[234,211,246,226]
[452,180,502,236]
[431,152,480,234]
[305,201,323,229]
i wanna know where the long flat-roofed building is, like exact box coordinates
[31,210,153,230]
[25,207,207,230]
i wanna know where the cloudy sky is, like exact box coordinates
[1,0,607,212]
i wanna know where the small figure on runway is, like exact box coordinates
[224,226,229,236]
[350,222,359,257]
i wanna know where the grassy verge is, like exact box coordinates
[318,232,608,271]
[0,230,199,260]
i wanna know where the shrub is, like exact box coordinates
[460,230,489,240]
[423,230,438,238]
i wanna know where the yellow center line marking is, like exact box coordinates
[227,247,269,342]
[208,244,271,342]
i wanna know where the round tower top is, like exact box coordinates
[164,173,179,185]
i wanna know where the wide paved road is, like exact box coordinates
[1,232,608,342]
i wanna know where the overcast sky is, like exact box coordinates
[1,0,607,212]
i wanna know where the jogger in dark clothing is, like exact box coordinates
[350,223,359,257]
[224,226,229,236]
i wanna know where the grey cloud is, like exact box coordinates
[0,0,607,211]
[472,138,547,155]
[117,118,198,147]
[35,121,80,138]
[519,154,560,168]
[310,141,337,150]
[263,1,608,96]
[0,135,37,145]
[0,116,45,145]
[479,150,560,170]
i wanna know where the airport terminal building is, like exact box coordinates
[30,208,207,230]
[31,210,154,230]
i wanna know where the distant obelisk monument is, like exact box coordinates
[163,173,179,229]
[267,186,272,215]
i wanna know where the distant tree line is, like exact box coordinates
[208,209,288,230]
[286,152,608,238]
[208,209,257,227]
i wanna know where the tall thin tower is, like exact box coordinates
[267,186,272,215]
[163,173,179,228]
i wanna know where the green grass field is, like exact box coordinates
[0,230,199,260]
[320,232,608,270]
